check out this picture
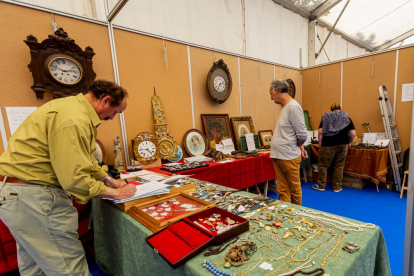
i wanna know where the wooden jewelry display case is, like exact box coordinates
[115,182,196,212]
[145,206,249,269]
[127,193,214,232]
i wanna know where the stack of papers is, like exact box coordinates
[114,181,170,204]
[184,156,212,162]
[120,170,166,181]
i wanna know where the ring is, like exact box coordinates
[346,242,360,251]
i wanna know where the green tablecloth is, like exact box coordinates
[91,189,390,276]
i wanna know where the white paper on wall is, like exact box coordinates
[402,83,414,102]
[5,107,37,135]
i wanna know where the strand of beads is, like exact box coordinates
[202,260,234,276]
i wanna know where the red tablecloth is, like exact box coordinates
[147,153,276,190]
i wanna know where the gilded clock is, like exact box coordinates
[133,132,160,165]
[206,59,232,104]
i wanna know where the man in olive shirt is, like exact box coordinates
[0,80,136,275]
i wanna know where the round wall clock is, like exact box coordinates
[286,79,296,99]
[133,132,160,165]
[206,59,232,104]
[45,54,84,86]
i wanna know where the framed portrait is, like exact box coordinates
[230,116,255,150]
[201,114,234,150]
[258,130,273,147]
[183,129,209,156]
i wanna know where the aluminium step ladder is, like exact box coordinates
[379,85,403,191]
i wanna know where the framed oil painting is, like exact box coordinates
[201,114,234,150]
[183,129,209,156]
[230,116,255,150]
[258,130,273,147]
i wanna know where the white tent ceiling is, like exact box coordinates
[320,0,414,49]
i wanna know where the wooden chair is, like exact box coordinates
[400,148,410,199]
[400,170,409,199]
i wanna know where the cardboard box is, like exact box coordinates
[342,175,368,190]
[379,181,395,191]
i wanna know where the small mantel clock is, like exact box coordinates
[24,28,96,100]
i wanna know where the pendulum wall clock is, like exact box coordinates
[152,88,178,159]
[24,28,96,100]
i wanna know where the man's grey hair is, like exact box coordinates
[270,79,289,94]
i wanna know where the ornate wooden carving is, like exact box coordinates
[24,28,96,100]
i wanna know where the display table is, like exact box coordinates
[311,145,390,184]
[91,184,391,276]
[146,153,275,190]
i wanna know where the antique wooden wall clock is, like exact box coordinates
[24,28,96,100]
[206,59,232,104]
[133,132,160,165]
[286,79,296,99]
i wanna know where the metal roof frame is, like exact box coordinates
[375,28,414,51]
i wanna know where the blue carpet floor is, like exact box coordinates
[4,181,406,276]
[266,181,406,276]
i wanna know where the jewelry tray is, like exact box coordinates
[145,207,249,269]
[159,162,209,173]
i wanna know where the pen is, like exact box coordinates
[125,179,129,184]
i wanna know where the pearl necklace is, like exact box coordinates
[291,208,375,232]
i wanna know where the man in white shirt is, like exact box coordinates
[269,79,308,205]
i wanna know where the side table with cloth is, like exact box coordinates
[91,182,391,276]
[311,145,390,184]
[146,153,275,190]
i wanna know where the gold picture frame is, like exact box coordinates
[230,116,255,150]
[258,130,273,147]
[183,129,209,156]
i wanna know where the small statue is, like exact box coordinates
[362,122,371,133]
[113,136,124,171]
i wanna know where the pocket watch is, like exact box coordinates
[133,132,160,165]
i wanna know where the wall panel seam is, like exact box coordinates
[187,46,195,128]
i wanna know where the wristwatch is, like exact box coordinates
[103,176,113,186]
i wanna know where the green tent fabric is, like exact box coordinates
[304,110,312,131]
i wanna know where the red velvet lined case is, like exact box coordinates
[146,219,214,269]
[145,207,249,268]
[186,207,249,244]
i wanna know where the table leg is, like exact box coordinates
[255,185,261,195]
[245,187,249,192]
[302,168,307,183]
[264,181,269,197]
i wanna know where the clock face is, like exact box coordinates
[48,57,82,85]
[213,76,226,92]
[138,141,156,158]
